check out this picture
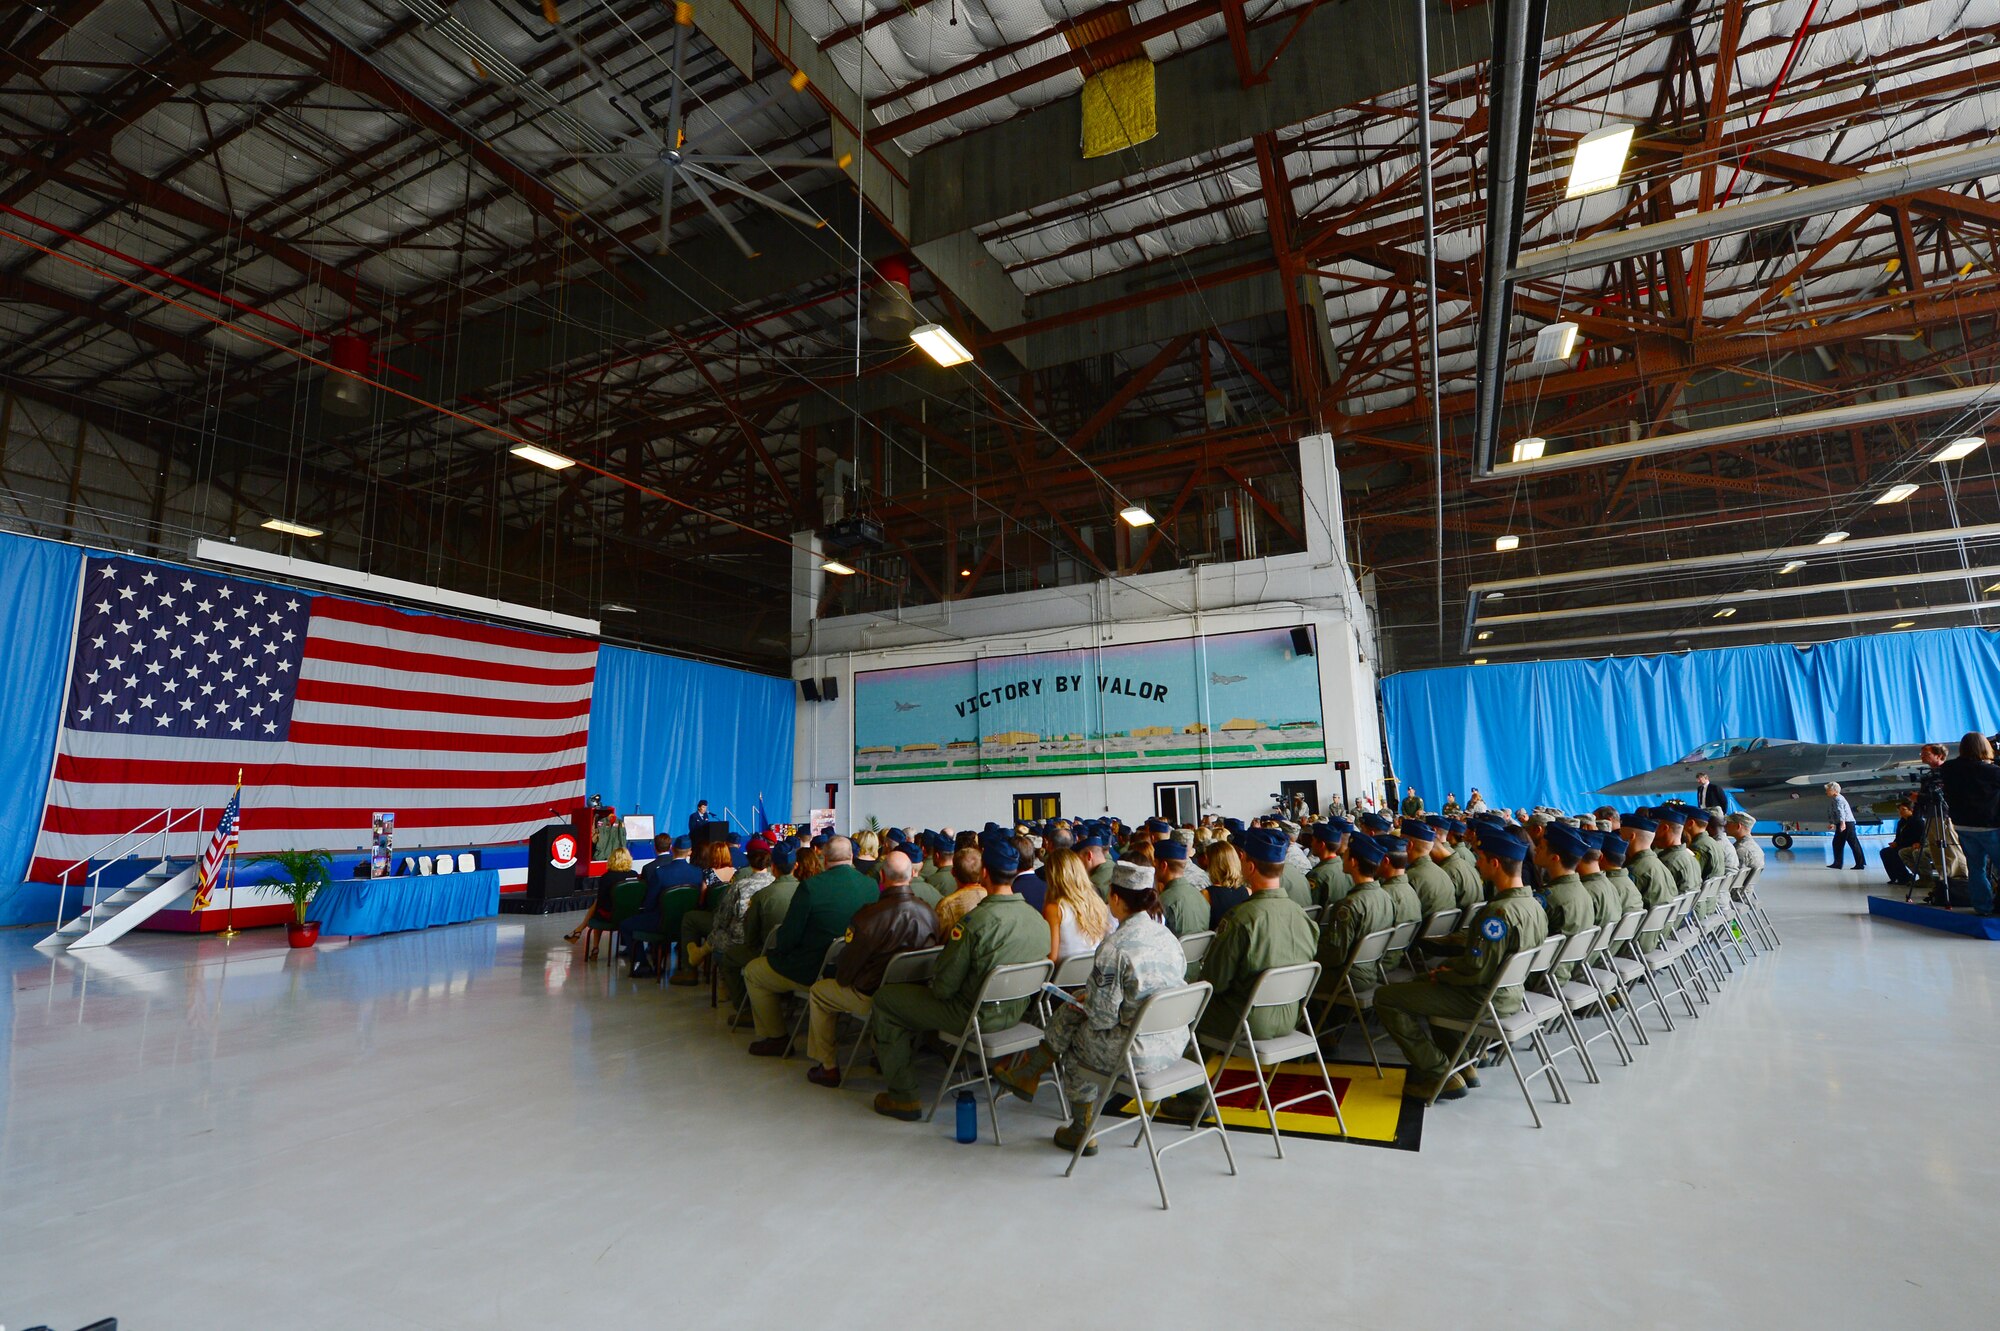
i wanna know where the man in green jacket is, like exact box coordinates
[1535,822,1599,982]
[1438,818,1485,910]
[919,834,955,898]
[1376,837,1424,968]
[870,837,1052,1120]
[1307,821,1355,909]
[1375,825,1549,1101]
[1620,814,1677,949]
[1155,840,1209,938]
[1313,832,1398,1006]
[1576,829,1623,929]
[1081,834,1115,899]
[1654,808,1703,897]
[718,846,799,1004]
[1194,826,1319,1045]
[1597,833,1644,918]
[1401,820,1457,916]
[744,836,879,1054]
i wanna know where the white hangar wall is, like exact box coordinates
[788,436,1385,828]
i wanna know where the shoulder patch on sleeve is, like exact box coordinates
[949,925,964,942]
[842,928,854,943]
[1480,915,1508,942]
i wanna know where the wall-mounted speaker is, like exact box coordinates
[800,678,821,702]
[821,676,839,702]
[1290,626,1315,657]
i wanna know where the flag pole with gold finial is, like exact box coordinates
[220,767,241,940]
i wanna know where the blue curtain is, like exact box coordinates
[1382,627,2000,814]
[585,644,794,840]
[0,531,83,923]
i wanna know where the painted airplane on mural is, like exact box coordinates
[1597,736,1928,846]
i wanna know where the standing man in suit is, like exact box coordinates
[1694,773,1728,814]
[688,800,711,838]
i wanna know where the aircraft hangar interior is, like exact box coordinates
[2,1,1999,1327]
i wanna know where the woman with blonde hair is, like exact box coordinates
[1042,847,1116,963]
[1205,841,1249,929]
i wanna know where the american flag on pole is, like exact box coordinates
[29,555,596,885]
[192,779,241,911]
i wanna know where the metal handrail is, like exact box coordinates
[53,806,205,933]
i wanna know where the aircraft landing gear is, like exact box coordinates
[1771,832,1794,851]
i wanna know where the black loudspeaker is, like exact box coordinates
[800,678,821,702]
[692,819,730,847]
[1290,626,1315,657]
[822,675,838,701]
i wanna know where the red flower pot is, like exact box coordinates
[287,920,321,948]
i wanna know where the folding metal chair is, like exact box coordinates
[1310,925,1397,1076]
[1179,930,1216,973]
[1197,961,1347,1155]
[1379,918,1419,976]
[840,945,940,1082]
[1582,909,1653,1048]
[1060,982,1237,1210]
[1733,863,1780,948]
[781,938,846,1058]
[728,926,784,1032]
[1624,900,1696,1029]
[926,959,1059,1145]
[1533,928,1611,1084]
[1429,938,1570,1128]
[1051,952,1095,988]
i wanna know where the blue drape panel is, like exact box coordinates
[308,869,500,935]
[1382,628,2000,813]
[585,644,794,835]
[0,531,82,919]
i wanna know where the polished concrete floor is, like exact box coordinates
[3,856,1998,1330]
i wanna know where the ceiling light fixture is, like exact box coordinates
[600,603,636,614]
[1779,560,1806,574]
[261,518,322,538]
[910,323,973,367]
[1875,483,1919,504]
[958,567,972,577]
[1713,607,1737,618]
[1511,436,1547,463]
[510,443,575,470]
[1934,436,1984,462]
[1477,631,1492,641]
[1473,658,1489,665]
[1817,531,1849,545]
[1532,322,1579,362]
[821,559,856,576]
[1891,620,1915,629]
[1119,505,1155,527]
[1565,124,1635,198]
[1495,534,1521,552]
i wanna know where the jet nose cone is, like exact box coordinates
[1595,767,1681,797]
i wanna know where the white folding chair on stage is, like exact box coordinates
[841,946,940,1083]
[1311,925,1397,1077]
[1197,961,1347,1155]
[1428,937,1570,1128]
[926,959,1059,1145]
[1060,982,1237,1211]
[1178,930,1215,974]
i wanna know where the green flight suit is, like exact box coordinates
[767,863,879,986]
[1159,877,1209,939]
[1088,858,1115,900]
[906,875,942,909]
[1579,871,1623,934]
[1380,871,1424,967]
[1308,856,1353,909]
[1603,866,1643,918]
[1538,870,1598,982]
[1194,890,1319,1043]
[1659,843,1702,895]
[921,861,954,896]
[1279,862,1314,910]
[1375,886,1550,1082]
[1689,832,1726,881]
[1443,848,1484,911]
[1315,878,1396,998]
[872,892,1053,1099]
[1626,848,1677,949]
[1406,855,1457,916]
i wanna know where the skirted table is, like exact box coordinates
[308,869,500,936]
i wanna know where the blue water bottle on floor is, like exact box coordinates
[955,1090,977,1143]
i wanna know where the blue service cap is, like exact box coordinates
[1598,833,1629,862]
[1444,818,1467,834]
[1348,834,1388,868]
[1155,839,1189,862]
[1623,814,1659,833]
[1401,819,1436,843]
[1682,805,1712,823]
[1238,825,1291,864]
[1475,826,1531,861]
[1543,822,1591,860]
[1359,812,1393,834]
[1424,814,1449,830]
[1376,834,1408,858]
[1146,817,1171,835]
[1328,817,1355,837]
[1223,817,1247,836]
[726,831,741,845]
[983,838,1022,875]
[1311,822,1340,845]
[811,832,830,847]
[1655,806,1688,826]
[771,841,797,869]
[672,835,692,851]
[1078,833,1108,850]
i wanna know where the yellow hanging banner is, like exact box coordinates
[1079,59,1157,159]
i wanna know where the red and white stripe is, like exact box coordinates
[30,595,595,882]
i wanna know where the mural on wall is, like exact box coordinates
[853,627,1325,785]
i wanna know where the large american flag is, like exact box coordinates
[29,555,596,885]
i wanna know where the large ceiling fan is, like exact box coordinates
[537,0,850,258]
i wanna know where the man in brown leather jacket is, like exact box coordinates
[805,851,939,1087]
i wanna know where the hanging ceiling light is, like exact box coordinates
[1874,483,1920,504]
[1891,620,1916,629]
[1817,531,1850,545]
[1934,436,1985,462]
[1473,658,1489,665]
[1119,504,1155,527]
[1713,607,1736,619]
[261,518,323,538]
[510,443,576,470]
[1531,322,1578,362]
[1565,124,1635,198]
[821,559,856,576]
[1779,560,1806,574]
[911,323,973,367]
[1511,437,1547,463]
[1495,534,1520,551]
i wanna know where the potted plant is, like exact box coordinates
[261,848,333,947]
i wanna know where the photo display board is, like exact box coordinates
[853,627,1325,785]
